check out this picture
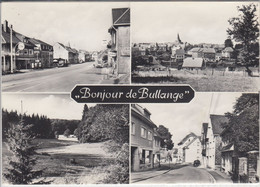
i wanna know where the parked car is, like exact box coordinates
[193,160,200,167]
[53,58,69,67]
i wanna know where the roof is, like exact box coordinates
[112,8,130,26]
[178,132,197,146]
[210,114,229,135]
[184,136,200,149]
[131,104,157,129]
[58,42,77,53]
[175,49,185,55]
[1,27,21,44]
[29,38,52,47]
[221,143,234,152]
[182,57,204,68]
[189,47,202,53]
[202,48,216,53]
[223,47,234,52]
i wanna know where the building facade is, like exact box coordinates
[131,104,162,171]
[201,115,228,169]
[177,132,201,163]
[108,8,130,75]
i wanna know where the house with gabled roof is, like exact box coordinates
[182,57,205,69]
[1,20,21,73]
[53,42,79,64]
[201,114,229,169]
[222,47,234,59]
[108,8,130,75]
[177,132,201,163]
[28,38,53,68]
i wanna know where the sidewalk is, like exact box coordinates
[131,166,171,183]
[206,166,233,183]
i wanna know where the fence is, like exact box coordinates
[133,68,259,78]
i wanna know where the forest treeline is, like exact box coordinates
[2,109,80,140]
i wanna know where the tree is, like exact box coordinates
[157,125,174,150]
[221,93,259,156]
[224,38,233,48]
[4,120,48,184]
[227,4,259,75]
[63,129,71,138]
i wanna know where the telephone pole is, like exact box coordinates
[10,24,14,73]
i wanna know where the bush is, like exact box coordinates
[63,129,71,138]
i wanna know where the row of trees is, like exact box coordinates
[2,109,53,139]
[2,109,80,140]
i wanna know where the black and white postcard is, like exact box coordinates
[1,1,259,186]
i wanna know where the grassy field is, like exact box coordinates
[132,68,259,92]
[2,139,114,184]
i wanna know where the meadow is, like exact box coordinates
[2,138,114,184]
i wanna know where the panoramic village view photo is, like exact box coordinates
[2,94,129,184]
[130,93,259,183]
[131,2,259,91]
[1,2,130,92]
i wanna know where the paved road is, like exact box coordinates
[131,165,215,184]
[2,62,106,92]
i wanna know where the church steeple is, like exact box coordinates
[177,33,183,44]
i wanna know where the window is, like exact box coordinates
[148,131,152,140]
[141,127,146,138]
[131,122,135,135]
[29,49,33,55]
[23,49,28,55]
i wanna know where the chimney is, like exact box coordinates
[3,20,8,32]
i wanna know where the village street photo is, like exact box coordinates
[130,92,259,183]
[2,94,129,184]
[1,2,130,92]
[131,2,259,91]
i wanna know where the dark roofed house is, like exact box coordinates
[1,21,22,73]
[201,114,228,169]
[108,8,130,76]
[28,38,53,68]
[202,48,216,61]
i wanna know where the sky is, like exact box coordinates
[132,1,258,44]
[1,94,96,120]
[1,2,130,51]
[140,92,242,145]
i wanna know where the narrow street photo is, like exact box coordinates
[130,93,259,183]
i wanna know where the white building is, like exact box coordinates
[53,42,69,62]
[201,115,228,169]
[177,132,200,163]
[183,136,202,163]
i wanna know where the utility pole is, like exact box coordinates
[10,24,13,73]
